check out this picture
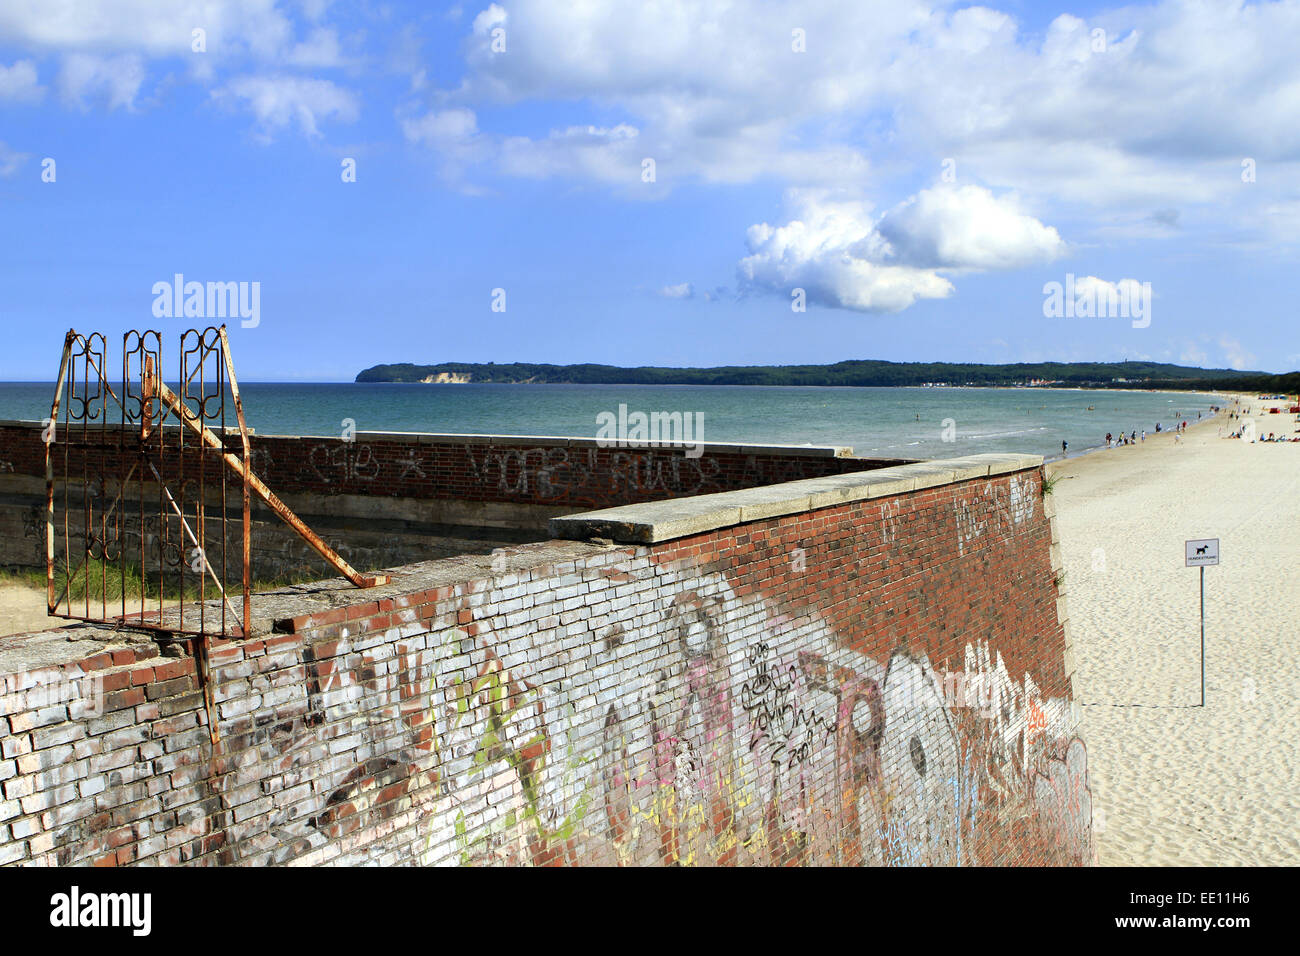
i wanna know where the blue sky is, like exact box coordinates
[1,0,1297,381]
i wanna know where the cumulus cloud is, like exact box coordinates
[738,187,1064,313]
[400,107,654,190]
[388,0,1300,242]
[214,75,359,140]
[58,53,144,110]
[738,193,950,313]
[0,0,293,59]
[0,1,355,134]
[0,59,42,101]
[878,185,1066,270]
[398,0,904,187]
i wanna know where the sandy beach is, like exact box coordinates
[1051,395,1300,865]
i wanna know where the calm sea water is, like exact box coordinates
[0,382,1221,461]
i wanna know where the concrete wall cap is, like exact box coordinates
[550,453,1043,544]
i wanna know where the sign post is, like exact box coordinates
[1185,538,1220,707]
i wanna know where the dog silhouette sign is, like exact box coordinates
[1185,538,1220,567]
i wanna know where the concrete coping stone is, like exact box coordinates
[549,452,1044,544]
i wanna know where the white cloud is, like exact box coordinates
[1218,337,1256,371]
[0,59,42,101]
[878,185,1066,270]
[0,141,30,177]
[299,0,333,21]
[390,0,1300,245]
[58,53,144,110]
[402,0,910,187]
[214,74,359,140]
[400,107,492,183]
[499,124,641,182]
[471,3,506,35]
[738,192,954,313]
[738,186,1064,313]
[403,107,478,144]
[0,1,294,59]
[658,282,693,299]
[287,27,346,68]
[0,1,354,132]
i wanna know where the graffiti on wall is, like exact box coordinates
[385,552,1091,867]
[462,444,734,505]
[39,524,1088,868]
[955,473,1038,556]
[457,444,851,506]
[305,442,380,485]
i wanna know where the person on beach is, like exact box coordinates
[1141,430,1146,442]
[1062,440,1068,455]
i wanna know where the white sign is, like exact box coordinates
[1185,538,1220,567]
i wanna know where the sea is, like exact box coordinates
[0,382,1223,462]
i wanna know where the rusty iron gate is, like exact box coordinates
[44,326,386,643]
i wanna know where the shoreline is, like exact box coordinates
[1050,390,1299,865]
[1047,389,1296,470]
[1045,390,1234,466]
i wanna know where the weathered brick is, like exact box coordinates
[144,676,195,701]
[0,448,1078,869]
[31,722,86,750]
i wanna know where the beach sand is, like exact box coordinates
[0,580,61,638]
[1051,396,1299,865]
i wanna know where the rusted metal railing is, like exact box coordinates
[44,326,387,643]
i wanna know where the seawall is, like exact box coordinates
[0,421,900,578]
[0,447,1091,867]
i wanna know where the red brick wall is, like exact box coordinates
[0,465,1090,867]
[0,422,901,510]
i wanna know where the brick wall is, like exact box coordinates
[0,458,1091,867]
[0,420,905,579]
[0,421,900,511]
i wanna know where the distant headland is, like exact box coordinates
[355,359,1298,393]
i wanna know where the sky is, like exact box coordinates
[0,0,1297,381]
